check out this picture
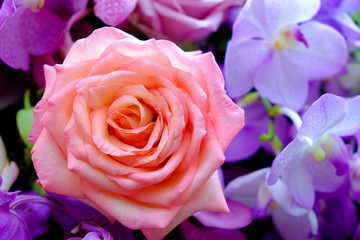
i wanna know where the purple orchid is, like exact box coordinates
[0,0,88,70]
[268,93,360,210]
[180,219,247,240]
[314,0,360,48]
[326,61,360,97]
[0,191,31,240]
[93,0,138,26]
[348,132,360,201]
[225,168,318,240]
[315,191,357,240]
[48,193,134,240]
[0,190,56,239]
[224,0,347,110]
[225,95,292,162]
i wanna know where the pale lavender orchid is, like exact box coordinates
[268,94,360,210]
[0,0,88,70]
[315,191,357,239]
[224,0,347,110]
[225,97,291,162]
[225,168,318,240]
[315,0,360,48]
[326,61,360,97]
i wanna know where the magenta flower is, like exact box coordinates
[224,0,347,110]
[268,94,360,209]
[0,0,88,70]
[129,0,245,42]
[94,0,138,26]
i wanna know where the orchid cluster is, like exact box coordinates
[1,0,360,239]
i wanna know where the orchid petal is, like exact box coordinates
[94,0,138,26]
[299,93,346,141]
[330,95,360,136]
[268,137,309,185]
[224,38,270,99]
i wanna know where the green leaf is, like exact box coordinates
[16,90,34,152]
[351,9,360,26]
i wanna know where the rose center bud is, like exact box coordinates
[107,95,157,149]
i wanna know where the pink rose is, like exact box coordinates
[130,0,245,42]
[29,27,244,239]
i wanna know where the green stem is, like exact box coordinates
[260,97,272,112]
[24,90,31,109]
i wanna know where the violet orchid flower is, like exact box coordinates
[225,97,292,162]
[315,191,357,240]
[326,61,360,97]
[0,0,88,71]
[348,132,360,201]
[314,0,360,48]
[12,191,52,238]
[224,0,347,110]
[225,168,318,240]
[0,190,56,239]
[49,193,134,240]
[0,191,31,240]
[268,93,360,210]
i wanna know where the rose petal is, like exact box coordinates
[64,27,136,64]
[31,129,84,198]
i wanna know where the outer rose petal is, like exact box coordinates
[193,53,245,150]
[142,172,228,240]
[31,129,84,198]
[64,27,136,64]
